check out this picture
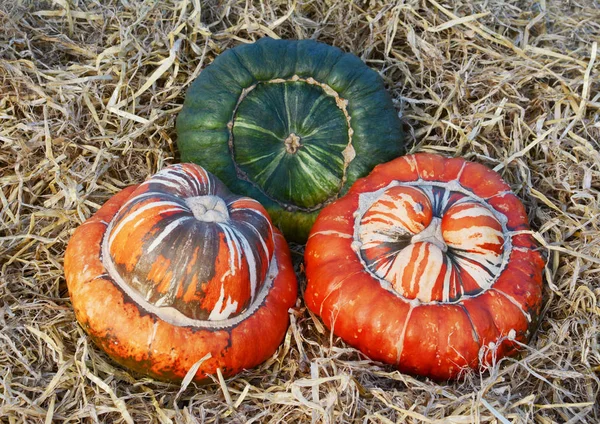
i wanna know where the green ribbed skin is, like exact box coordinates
[176,38,405,242]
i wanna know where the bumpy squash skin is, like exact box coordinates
[177,38,404,243]
[304,153,545,380]
[64,166,298,381]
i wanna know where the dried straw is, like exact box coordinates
[1,0,599,422]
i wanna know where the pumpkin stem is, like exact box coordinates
[284,133,302,154]
[411,217,447,252]
[185,195,229,223]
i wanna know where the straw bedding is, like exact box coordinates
[1,0,598,422]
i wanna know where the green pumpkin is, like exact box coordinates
[176,38,404,242]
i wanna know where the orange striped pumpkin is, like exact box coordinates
[65,163,297,381]
[304,153,545,380]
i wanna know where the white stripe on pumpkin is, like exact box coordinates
[443,226,503,255]
[492,288,532,323]
[229,225,259,299]
[381,244,414,293]
[208,284,239,321]
[108,201,186,250]
[453,256,495,290]
[218,224,240,277]
[441,256,453,302]
[414,244,444,302]
[447,206,495,220]
[187,167,204,195]
[131,208,183,230]
[153,167,196,194]
[147,217,191,253]
[241,220,271,266]
[146,177,180,190]
[361,192,427,235]
[395,301,416,364]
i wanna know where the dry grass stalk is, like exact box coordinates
[1,0,599,422]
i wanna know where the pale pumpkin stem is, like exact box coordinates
[411,217,447,252]
[284,133,302,154]
[185,195,230,223]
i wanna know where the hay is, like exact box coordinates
[1,0,599,422]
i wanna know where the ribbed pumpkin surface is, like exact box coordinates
[104,164,274,321]
[176,38,404,242]
[64,163,297,381]
[304,153,545,380]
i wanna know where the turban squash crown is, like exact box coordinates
[304,153,545,380]
[176,37,405,243]
[64,163,297,381]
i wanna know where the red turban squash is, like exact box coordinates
[304,153,545,380]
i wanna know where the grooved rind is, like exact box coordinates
[230,80,351,210]
[65,185,298,381]
[304,153,545,380]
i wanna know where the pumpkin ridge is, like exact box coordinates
[459,304,481,345]
[394,301,416,365]
[316,269,366,317]
[490,287,532,323]
[103,164,277,321]
[228,77,354,212]
[353,178,513,304]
